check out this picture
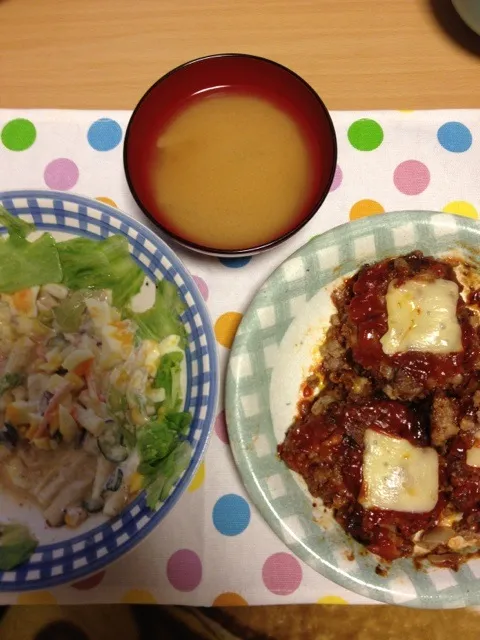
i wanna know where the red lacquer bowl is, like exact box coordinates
[124,53,337,256]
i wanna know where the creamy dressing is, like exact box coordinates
[0,283,187,528]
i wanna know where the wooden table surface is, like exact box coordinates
[0,0,479,111]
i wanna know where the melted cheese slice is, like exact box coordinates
[360,429,439,512]
[466,448,480,468]
[466,432,480,467]
[380,278,462,355]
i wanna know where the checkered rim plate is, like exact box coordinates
[0,190,218,591]
[226,211,480,608]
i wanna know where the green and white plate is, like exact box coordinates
[226,211,480,609]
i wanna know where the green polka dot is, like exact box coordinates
[347,118,383,151]
[1,119,37,151]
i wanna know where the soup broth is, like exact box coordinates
[150,93,312,250]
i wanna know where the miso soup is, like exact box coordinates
[150,93,312,250]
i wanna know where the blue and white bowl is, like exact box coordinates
[0,190,218,591]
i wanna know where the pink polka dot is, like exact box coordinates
[71,571,106,590]
[44,158,79,191]
[167,549,202,592]
[262,553,302,595]
[214,410,229,444]
[330,164,343,192]
[192,275,209,302]
[393,160,430,195]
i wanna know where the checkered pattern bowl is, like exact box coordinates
[0,190,218,591]
[226,211,480,608]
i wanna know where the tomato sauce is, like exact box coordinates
[279,398,441,561]
[279,252,480,567]
[347,255,477,391]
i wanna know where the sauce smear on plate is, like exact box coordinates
[150,92,312,250]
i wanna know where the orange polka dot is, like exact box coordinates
[17,591,57,605]
[121,588,157,604]
[443,201,478,220]
[214,312,243,349]
[96,196,118,208]
[213,591,248,606]
[188,461,205,492]
[317,595,348,605]
[71,570,106,590]
[349,199,385,221]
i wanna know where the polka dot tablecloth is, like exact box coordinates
[1,108,479,607]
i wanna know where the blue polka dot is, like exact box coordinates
[87,118,123,151]
[437,122,472,153]
[218,256,252,268]
[212,494,251,536]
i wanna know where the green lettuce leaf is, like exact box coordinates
[0,523,38,570]
[137,412,192,508]
[57,235,144,308]
[164,411,192,435]
[144,441,192,508]
[0,207,62,293]
[153,352,183,412]
[137,419,178,470]
[0,208,35,242]
[53,290,89,333]
[126,281,187,345]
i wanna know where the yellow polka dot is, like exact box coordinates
[96,196,118,208]
[349,199,385,221]
[443,201,478,220]
[214,312,243,349]
[121,588,157,604]
[188,461,205,492]
[317,595,348,605]
[213,591,248,606]
[17,591,57,605]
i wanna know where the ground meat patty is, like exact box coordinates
[431,393,459,447]
[323,251,480,401]
[279,251,480,569]
[278,399,438,561]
